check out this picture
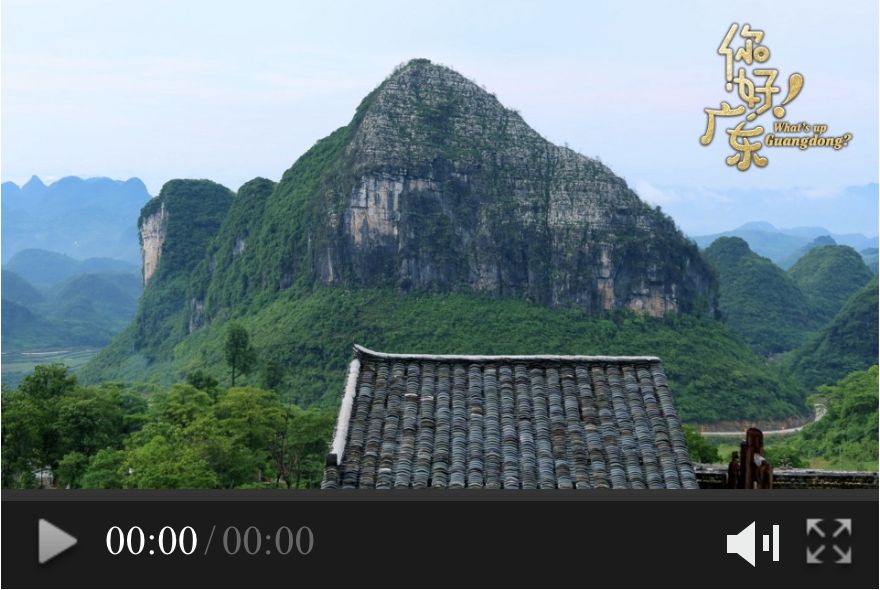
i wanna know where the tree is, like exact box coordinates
[1,387,41,487]
[125,431,220,489]
[2,365,78,485]
[56,451,90,488]
[153,384,213,429]
[224,323,256,387]
[260,360,285,392]
[215,387,285,451]
[187,369,220,399]
[683,425,721,464]
[271,406,335,488]
[186,414,256,488]
[80,449,127,488]
[55,387,126,456]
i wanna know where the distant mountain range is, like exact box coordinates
[651,183,879,242]
[4,248,139,287]
[3,266,142,344]
[692,221,878,269]
[1,260,143,386]
[1,175,150,264]
[1,248,142,385]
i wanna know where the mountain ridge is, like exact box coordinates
[188,58,716,324]
[703,237,821,355]
[693,219,877,268]
[1,175,150,264]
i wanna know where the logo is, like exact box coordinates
[700,23,853,171]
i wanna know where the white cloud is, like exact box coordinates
[634,180,679,205]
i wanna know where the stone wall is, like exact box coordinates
[695,465,878,489]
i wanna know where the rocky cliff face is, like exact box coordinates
[133,179,233,355]
[296,59,715,316]
[139,60,715,350]
[140,202,167,285]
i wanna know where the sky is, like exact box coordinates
[2,0,878,235]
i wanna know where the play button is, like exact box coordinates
[38,519,77,564]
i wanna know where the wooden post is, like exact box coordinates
[735,427,773,489]
[739,440,751,489]
[726,451,740,488]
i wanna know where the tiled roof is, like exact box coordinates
[321,345,698,489]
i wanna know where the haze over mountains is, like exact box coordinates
[654,183,879,242]
[1,175,150,264]
[1,265,143,386]
[693,220,877,269]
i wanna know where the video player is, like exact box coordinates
[1,1,877,588]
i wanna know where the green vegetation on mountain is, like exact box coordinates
[777,235,836,271]
[82,286,806,423]
[190,177,276,316]
[788,245,873,323]
[2,269,143,387]
[2,272,141,351]
[703,237,820,355]
[1,364,333,489]
[693,223,809,265]
[786,277,879,391]
[767,366,878,470]
[2,270,45,306]
[693,218,877,268]
[135,179,233,357]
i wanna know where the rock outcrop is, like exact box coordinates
[133,179,233,355]
[135,60,718,358]
[140,202,167,285]
[296,59,715,315]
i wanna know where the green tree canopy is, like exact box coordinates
[224,322,257,386]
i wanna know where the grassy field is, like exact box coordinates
[1,348,99,389]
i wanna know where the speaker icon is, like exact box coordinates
[726,521,780,567]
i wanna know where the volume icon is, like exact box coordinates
[726,521,780,567]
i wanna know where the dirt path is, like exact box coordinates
[700,404,827,437]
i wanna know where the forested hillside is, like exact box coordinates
[786,277,879,390]
[703,237,820,355]
[768,366,878,470]
[788,245,873,323]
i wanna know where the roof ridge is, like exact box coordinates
[353,344,661,363]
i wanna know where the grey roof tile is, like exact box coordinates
[322,346,698,489]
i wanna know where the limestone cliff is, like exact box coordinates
[239,58,716,316]
[133,179,233,355]
[140,60,717,353]
[139,202,167,285]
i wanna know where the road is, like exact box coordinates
[700,404,827,437]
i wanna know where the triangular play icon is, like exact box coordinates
[38,519,77,564]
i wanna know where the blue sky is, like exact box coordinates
[2,0,877,234]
